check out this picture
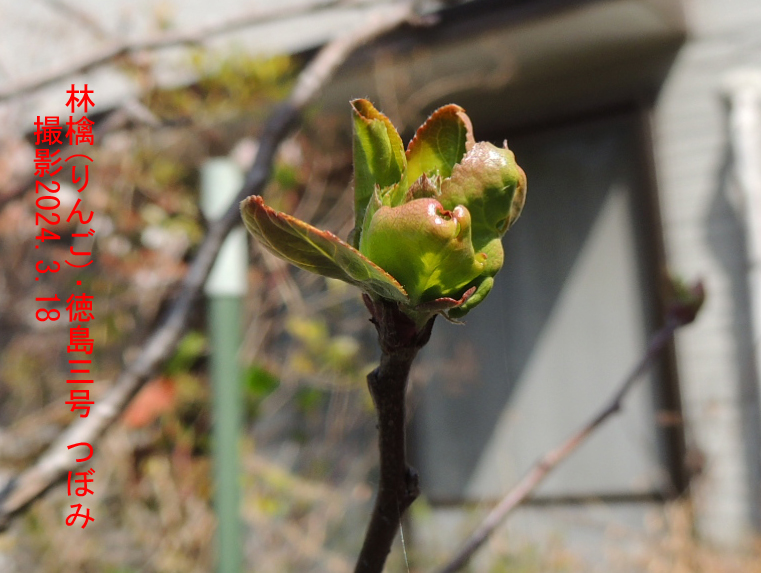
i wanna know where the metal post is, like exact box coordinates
[201,159,247,573]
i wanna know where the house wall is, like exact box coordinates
[653,0,761,546]
[320,0,761,559]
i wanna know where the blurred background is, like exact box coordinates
[0,0,760,571]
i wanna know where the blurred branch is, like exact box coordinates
[0,402,72,463]
[435,279,705,573]
[0,2,417,531]
[38,0,111,40]
[0,0,370,102]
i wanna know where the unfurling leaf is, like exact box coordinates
[393,104,474,204]
[240,195,408,304]
[351,99,406,247]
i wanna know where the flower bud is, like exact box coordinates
[240,99,526,322]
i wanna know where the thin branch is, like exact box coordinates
[355,295,434,573]
[0,402,71,463]
[0,2,416,531]
[435,280,705,573]
[0,0,370,102]
[38,0,111,40]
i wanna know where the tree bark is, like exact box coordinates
[354,296,434,573]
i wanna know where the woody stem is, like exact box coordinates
[353,296,434,573]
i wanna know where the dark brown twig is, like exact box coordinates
[0,3,415,530]
[435,279,705,573]
[355,296,434,573]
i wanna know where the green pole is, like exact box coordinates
[209,296,242,573]
[201,159,247,573]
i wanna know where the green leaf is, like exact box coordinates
[439,142,527,253]
[295,387,327,413]
[435,141,527,318]
[351,99,406,247]
[447,276,494,319]
[391,104,475,204]
[164,331,207,375]
[414,286,476,313]
[244,365,280,399]
[240,195,409,303]
[360,186,383,253]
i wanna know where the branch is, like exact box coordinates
[0,0,371,102]
[0,2,416,530]
[354,296,435,573]
[435,279,706,573]
[38,0,111,40]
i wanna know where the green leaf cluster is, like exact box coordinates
[241,99,526,322]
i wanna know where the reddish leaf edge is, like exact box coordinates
[414,285,476,311]
[405,104,475,159]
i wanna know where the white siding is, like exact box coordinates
[654,0,761,546]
